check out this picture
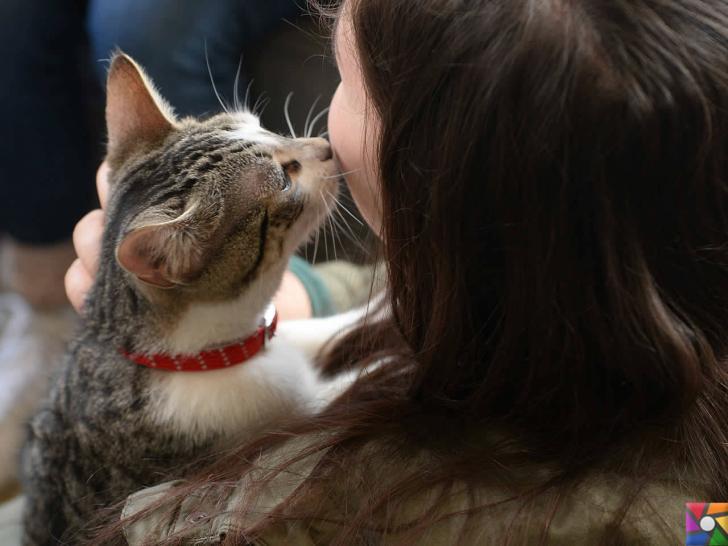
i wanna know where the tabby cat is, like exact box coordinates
[21,53,341,545]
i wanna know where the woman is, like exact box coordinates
[69,0,728,543]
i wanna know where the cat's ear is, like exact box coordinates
[116,203,220,288]
[106,52,177,163]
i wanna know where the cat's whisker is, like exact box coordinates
[329,197,371,256]
[308,107,330,139]
[284,93,297,138]
[337,203,365,227]
[330,198,363,244]
[330,212,349,261]
[304,96,321,138]
[328,191,365,226]
[325,193,348,262]
[330,205,351,235]
[322,168,362,180]
[312,219,321,266]
[329,214,339,261]
[254,97,271,117]
[324,214,333,259]
[320,193,338,260]
[319,190,331,262]
[334,219,367,256]
[243,79,255,113]
[205,42,229,114]
[318,130,330,139]
[327,193,367,254]
[232,54,244,112]
[324,223,330,262]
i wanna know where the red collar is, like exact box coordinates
[120,305,278,372]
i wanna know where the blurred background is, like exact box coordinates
[0,0,375,506]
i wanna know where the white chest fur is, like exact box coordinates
[148,337,319,441]
[148,300,381,443]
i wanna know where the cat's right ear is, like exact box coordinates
[116,201,222,289]
[106,52,177,165]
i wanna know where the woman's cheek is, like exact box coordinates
[329,85,358,177]
[328,85,383,235]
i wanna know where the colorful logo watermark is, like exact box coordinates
[686,503,728,545]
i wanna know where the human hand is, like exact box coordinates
[65,163,313,320]
[64,163,109,312]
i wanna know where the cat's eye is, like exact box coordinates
[281,161,301,192]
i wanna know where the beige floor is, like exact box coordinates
[0,495,23,546]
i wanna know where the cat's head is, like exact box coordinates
[103,53,338,307]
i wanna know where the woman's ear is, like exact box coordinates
[105,52,177,164]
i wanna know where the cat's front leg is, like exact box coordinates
[20,411,70,546]
[277,299,385,359]
[21,485,67,546]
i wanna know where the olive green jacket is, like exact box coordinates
[123,436,699,545]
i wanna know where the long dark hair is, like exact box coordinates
[93,0,728,543]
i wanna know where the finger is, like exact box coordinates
[96,162,110,209]
[65,258,94,313]
[73,209,105,276]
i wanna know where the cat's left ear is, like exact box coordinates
[106,52,177,164]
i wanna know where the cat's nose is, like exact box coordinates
[299,137,333,162]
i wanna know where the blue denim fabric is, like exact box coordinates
[88,0,300,116]
[0,0,100,244]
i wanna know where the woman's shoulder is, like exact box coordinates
[122,434,327,545]
[122,433,699,545]
[333,439,694,545]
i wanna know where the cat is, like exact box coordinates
[20,52,346,545]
